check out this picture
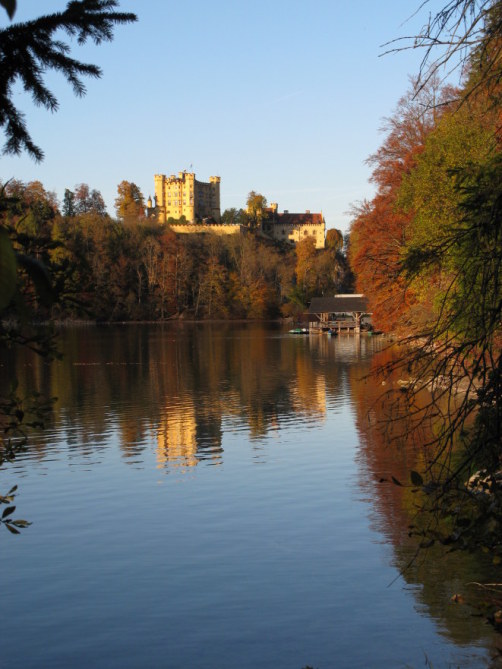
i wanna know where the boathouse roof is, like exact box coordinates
[308,294,370,314]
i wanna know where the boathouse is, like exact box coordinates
[308,294,370,333]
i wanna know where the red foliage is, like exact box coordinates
[349,195,416,332]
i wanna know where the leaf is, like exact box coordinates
[0,0,16,20]
[2,505,15,519]
[11,519,30,528]
[5,523,20,535]
[410,470,424,486]
[0,227,17,312]
[391,476,403,487]
[7,485,18,495]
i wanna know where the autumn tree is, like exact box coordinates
[385,0,502,104]
[73,183,107,216]
[293,236,317,306]
[325,228,343,252]
[358,1,502,558]
[115,180,145,223]
[245,191,268,229]
[348,79,452,332]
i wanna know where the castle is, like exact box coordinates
[151,171,221,223]
[147,171,325,249]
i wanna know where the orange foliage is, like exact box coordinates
[348,80,454,333]
[349,195,416,332]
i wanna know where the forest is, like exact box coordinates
[0,178,350,322]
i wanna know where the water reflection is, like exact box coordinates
[351,347,502,667]
[0,324,382,471]
[2,324,502,668]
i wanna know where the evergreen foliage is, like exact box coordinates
[0,0,137,161]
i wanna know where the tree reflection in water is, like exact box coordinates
[352,345,502,665]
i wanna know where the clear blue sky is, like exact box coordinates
[1,0,449,233]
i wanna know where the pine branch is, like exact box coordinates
[0,0,137,161]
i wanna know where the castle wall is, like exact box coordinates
[169,223,240,236]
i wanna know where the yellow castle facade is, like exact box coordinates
[153,171,221,224]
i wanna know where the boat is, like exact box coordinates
[288,327,309,335]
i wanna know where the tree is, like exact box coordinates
[62,188,76,218]
[294,236,317,305]
[385,1,502,108]
[245,191,268,229]
[0,1,137,161]
[348,78,452,332]
[73,183,107,216]
[221,208,246,225]
[115,180,145,223]
[325,228,343,252]
[355,3,502,558]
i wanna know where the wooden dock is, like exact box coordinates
[309,320,361,334]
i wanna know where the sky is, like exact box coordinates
[1,0,451,233]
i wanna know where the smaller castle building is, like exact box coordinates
[260,203,325,249]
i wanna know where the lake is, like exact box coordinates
[1,323,501,669]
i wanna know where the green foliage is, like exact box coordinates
[62,189,76,218]
[398,106,496,252]
[221,207,247,225]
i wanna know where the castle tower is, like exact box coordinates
[209,176,221,222]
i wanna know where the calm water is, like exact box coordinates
[1,323,501,669]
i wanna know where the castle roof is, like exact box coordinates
[308,295,370,314]
[264,211,323,226]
